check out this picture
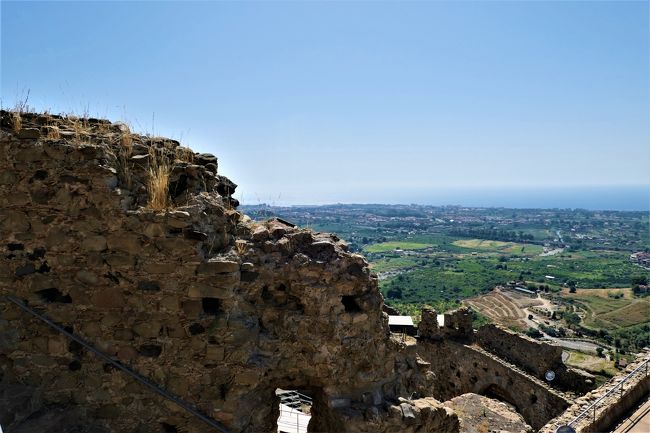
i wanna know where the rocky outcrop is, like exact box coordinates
[443,393,533,433]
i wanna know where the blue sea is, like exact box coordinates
[403,185,649,211]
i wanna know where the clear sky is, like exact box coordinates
[2,1,648,206]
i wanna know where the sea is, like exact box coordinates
[404,185,650,212]
[264,185,650,212]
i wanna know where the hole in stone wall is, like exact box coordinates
[30,247,46,259]
[68,360,82,371]
[139,344,162,357]
[189,323,205,335]
[7,243,24,251]
[201,298,221,315]
[169,174,188,199]
[341,296,361,313]
[37,261,51,273]
[68,340,83,356]
[160,422,179,433]
[32,169,48,181]
[218,385,227,400]
[36,288,72,303]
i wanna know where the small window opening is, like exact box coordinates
[341,296,361,313]
[36,288,71,303]
[161,422,179,433]
[189,323,205,335]
[202,297,221,315]
[139,344,162,357]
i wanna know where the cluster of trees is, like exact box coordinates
[450,228,536,243]
[632,275,648,295]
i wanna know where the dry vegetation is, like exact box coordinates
[465,288,541,330]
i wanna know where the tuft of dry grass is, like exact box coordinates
[147,162,171,210]
[146,146,172,210]
[46,124,60,140]
[235,240,248,256]
[175,146,194,163]
[10,112,22,133]
[10,89,30,133]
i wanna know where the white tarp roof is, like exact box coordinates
[388,315,414,327]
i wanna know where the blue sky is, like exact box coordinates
[2,1,648,206]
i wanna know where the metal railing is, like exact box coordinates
[568,354,650,427]
[4,295,230,433]
[276,390,312,433]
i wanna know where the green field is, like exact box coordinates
[453,239,544,255]
[364,241,433,253]
[564,289,650,329]
[243,204,650,351]
[565,351,619,378]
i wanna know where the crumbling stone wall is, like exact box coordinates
[412,340,571,430]
[476,324,594,393]
[0,111,459,433]
[540,351,650,433]
[418,306,473,340]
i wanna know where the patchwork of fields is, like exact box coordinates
[563,288,650,330]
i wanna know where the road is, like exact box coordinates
[543,336,602,354]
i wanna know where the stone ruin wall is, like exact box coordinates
[0,111,461,433]
[0,110,604,433]
[539,351,650,433]
[476,324,594,393]
[412,339,571,431]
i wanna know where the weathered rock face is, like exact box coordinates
[0,111,459,433]
[444,393,533,433]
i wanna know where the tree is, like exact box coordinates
[387,287,403,299]
[526,327,543,338]
[596,347,604,358]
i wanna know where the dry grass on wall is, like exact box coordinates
[147,146,172,210]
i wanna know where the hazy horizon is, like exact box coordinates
[239,184,649,212]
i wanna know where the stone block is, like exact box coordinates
[142,262,176,274]
[107,234,141,254]
[182,300,202,317]
[105,253,135,267]
[45,228,67,249]
[75,270,99,285]
[196,260,239,275]
[82,322,102,338]
[81,235,107,252]
[91,287,123,309]
[187,283,233,299]
[132,321,161,338]
[143,223,165,238]
[206,345,225,361]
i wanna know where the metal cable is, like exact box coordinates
[4,295,230,433]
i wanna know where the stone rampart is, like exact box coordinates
[0,111,459,433]
[476,324,594,393]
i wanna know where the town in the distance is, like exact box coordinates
[243,203,650,385]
